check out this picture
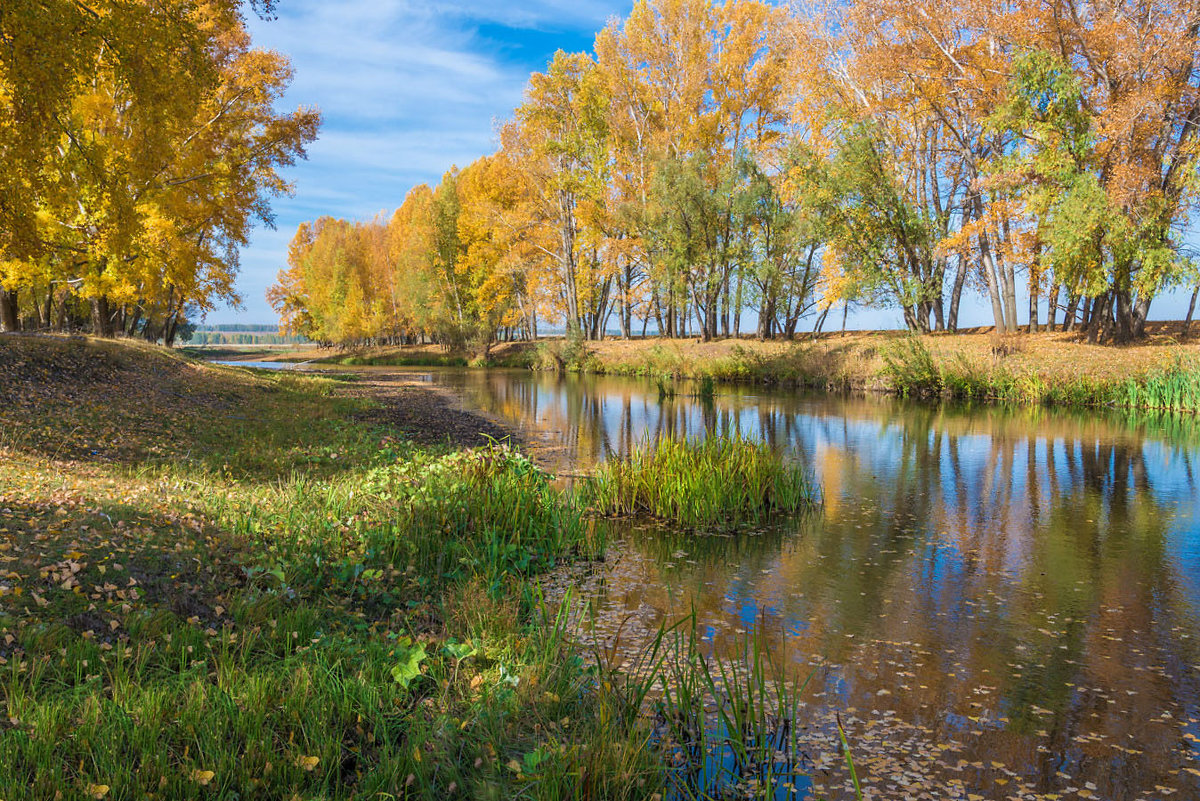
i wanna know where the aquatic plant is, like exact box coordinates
[585,613,860,801]
[653,624,814,798]
[1118,358,1200,412]
[582,436,816,527]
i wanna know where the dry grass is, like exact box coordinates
[213,324,1200,406]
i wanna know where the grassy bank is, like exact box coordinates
[266,325,1200,412]
[0,335,826,800]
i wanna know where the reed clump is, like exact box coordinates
[582,437,816,527]
[1118,358,1200,412]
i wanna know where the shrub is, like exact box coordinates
[880,335,943,397]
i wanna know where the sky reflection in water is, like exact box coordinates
[419,367,1200,801]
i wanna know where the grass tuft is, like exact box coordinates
[581,437,816,528]
[880,335,942,398]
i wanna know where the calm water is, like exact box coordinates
[410,368,1200,800]
[213,359,297,371]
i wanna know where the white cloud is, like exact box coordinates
[209,0,629,323]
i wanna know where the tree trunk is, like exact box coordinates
[978,239,1008,332]
[1113,288,1135,344]
[947,258,967,332]
[1065,295,1082,332]
[813,305,831,337]
[1132,295,1151,339]
[1027,275,1039,333]
[0,287,18,332]
[1183,286,1198,338]
[732,267,743,338]
[90,296,114,338]
[56,292,71,331]
[127,305,143,337]
[1047,283,1060,331]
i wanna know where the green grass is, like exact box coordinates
[880,335,943,398]
[0,338,836,800]
[0,346,647,800]
[581,437,817,528]
[869,336,1200,413]
[1117,357,1200,411]
[937,356,1200,412]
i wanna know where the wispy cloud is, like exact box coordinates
[218,0,629,324]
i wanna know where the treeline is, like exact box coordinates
[274,0,1200,348]
[189,329,307,345]
[0,0,319,344]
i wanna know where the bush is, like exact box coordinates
[880,335,943,397]
[533,328,601,373]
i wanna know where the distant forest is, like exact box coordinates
[189,325,307,346]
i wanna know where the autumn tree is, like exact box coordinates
[1003,1,1200,342]
[0,0,319,339]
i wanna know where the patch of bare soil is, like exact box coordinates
[340,371,519,449]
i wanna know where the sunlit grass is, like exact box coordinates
[1,338,843,800]
[581,437,817,527]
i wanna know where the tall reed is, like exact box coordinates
[582,437,816,528]
[1118,358,1200,412]
[587,614,859,801]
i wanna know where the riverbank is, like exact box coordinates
[0,335,842,800]
[0,336,660,799]
[252,324,1200,412]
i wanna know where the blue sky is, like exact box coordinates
[219,0,626,325]
[216,0,1196,329]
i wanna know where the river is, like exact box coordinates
[413,367,1200,801]
[225,360,1200,799]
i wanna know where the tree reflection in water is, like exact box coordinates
[424,367,1200,800]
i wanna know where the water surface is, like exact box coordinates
[426,369,1200,799]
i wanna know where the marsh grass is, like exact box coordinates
[585,613,859,801]
[1118,357,1200,411]
[581,437,816,528]
[652,625,813,798]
